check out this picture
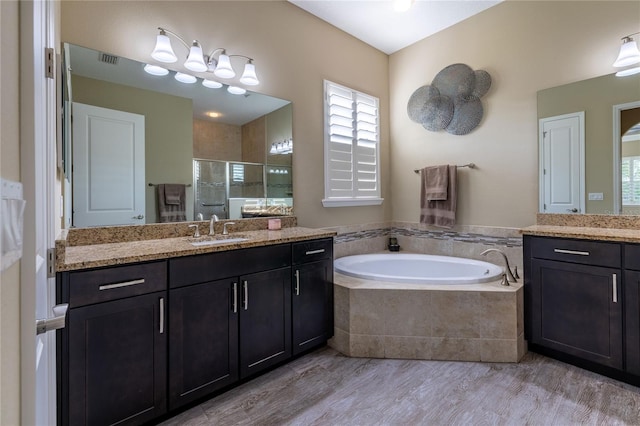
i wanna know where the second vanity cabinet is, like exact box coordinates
[58,235,334,425]
[524,235,640,382]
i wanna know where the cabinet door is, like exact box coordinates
[531,259,622,369]
[625,270,640,375]
[292,260,334,355]
[239,267,291,378]
[169,279,239,410]
[68,292,167,426]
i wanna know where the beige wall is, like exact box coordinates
[61,0,390,228]
[242,116,267,164]
[537,73,640,214]
[193,120,242,161]
[0,0,22,424]
[389,1,640,228]
[71,75,194,223]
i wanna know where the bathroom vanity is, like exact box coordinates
[55,220,334,425]
[523,216,640,385]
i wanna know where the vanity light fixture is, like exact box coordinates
[269,138,293,155]
[174,72,197,84]
[202,79,223,89]
[227,86,246,95]
[151,27,260,85]
[143,64,169,76]
[613,32,640,77]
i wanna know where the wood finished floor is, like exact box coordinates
[159,347,640,426]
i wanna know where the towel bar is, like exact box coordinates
[414,163,475,174]
[148,183,192,187]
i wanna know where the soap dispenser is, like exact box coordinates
[388,237,400,252]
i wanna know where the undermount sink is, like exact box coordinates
[187,236,249,247]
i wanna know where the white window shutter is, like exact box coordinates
[323,80,382,207]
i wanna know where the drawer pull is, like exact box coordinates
[99,278,145,291]
[553,249,590,256]
[306,249,325,255]
[243,281,249,310]
[295,270,300,296]
[159,297,165,334]
[232,282,238,313]
[613,274,618,303]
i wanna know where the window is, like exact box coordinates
[622,156,640,205]
[231,163,245,183]
[322,80,383,207]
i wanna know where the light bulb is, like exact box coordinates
[227,86,246,95]
[143,64,169,76]
[202,79,223,89]
[174,72,197,84]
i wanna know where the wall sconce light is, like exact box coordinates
[269,139,293,155]
[613,32,640,77]
[150,27,260,86]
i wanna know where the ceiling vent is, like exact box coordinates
[99,52,119,65]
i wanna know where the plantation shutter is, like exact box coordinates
[323,80,382,207]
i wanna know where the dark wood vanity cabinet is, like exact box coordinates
[59,238,334,425]
[291,238,334,355]
[524,236,640,379]
[58,261,168,426]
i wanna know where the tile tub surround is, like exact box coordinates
[328,222,524,274]
[329,273,525,363]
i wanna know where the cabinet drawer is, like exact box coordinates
[67,261,167,307]
[625,244,640,271]
[170,244,291,288]
[529,237,621,268]
[292,238,333,265]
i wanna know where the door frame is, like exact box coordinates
[538,111,585,214]
[20,0,58,424]
[613,101,640,214]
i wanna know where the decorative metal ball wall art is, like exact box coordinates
[407,63,491,135]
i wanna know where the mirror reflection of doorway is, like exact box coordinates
[615,103,640,214]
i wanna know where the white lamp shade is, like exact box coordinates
[214,54,236,79]
[239,62,259,86]
[616,66,640,77]
[143,64,169,76]
[174,72,197,84]
[151,33,177,63]
[227,86,246,95]
[613,38,640,67]
[184,42,208,72]
[202,79,223,89]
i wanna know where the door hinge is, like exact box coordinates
[543,131,547,138]
[45,47,54,79]
[46,248,56,278]
[543,203,547,210]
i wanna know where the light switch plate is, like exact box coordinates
[588,192,604,201]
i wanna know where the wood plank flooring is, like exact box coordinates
[159,347,640,425]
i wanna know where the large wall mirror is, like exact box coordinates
[537,72,640,215]
[62,43,293,228]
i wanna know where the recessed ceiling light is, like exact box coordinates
[206,111,221,118]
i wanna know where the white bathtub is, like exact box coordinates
[334,253,503,285]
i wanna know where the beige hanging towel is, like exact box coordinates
[420,165,457,228]
[157,184,187,223]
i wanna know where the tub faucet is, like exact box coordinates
[209,214,219,235]
[481,248,518,284]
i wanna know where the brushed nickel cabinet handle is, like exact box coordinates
[99,278,145,291]
[243,281,249,310]
[553,248,590,256]
[232,282,238,313]
[159,297,165,334]
[306,249,325,255]
[613,274,618,303]
[295,270,300,296]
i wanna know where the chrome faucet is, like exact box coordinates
[188,224,200,238]
[223,222,236,235]
[209,214,219,235]
[481,248,518,285]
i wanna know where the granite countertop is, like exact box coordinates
[520,213,640,243]
[56,227,336,272]
[521,224,640,243]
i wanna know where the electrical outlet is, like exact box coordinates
[588,193,604,201]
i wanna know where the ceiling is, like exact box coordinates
[288,0,502,55]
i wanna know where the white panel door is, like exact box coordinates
[539,112,585,214]
[72,103,145,226]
